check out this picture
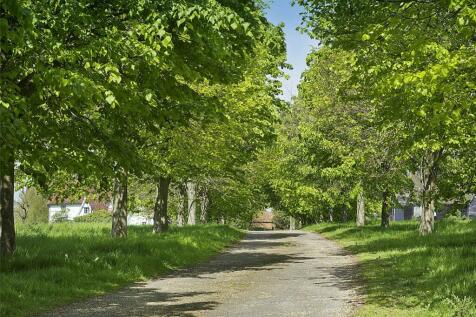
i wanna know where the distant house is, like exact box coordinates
[389,194,422,221]
[392,195,476,221]
[48,197,111,222]
[128,214,153,226]
[252,208,275,230]
[391,205,422,221]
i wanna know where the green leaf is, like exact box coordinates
[162,36,172,48]
[0,18,8,35]
[105,95,116,106]
[0,100,10,109]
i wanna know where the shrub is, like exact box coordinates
[73,210,111,223]
[52,208,69,223]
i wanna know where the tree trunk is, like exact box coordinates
[199,188,209,224]
[289,216,296,230]
[186,182,196,225]
[420,198,435,235]
[153,177,170,233]
[111,173,128,238]
[381,191,390,228]
[0,151,15,256]
[176,183,186,227]
[418,150,441,235]
[356,191,365,227]
[419,163,436,235]
[328,209,333,222]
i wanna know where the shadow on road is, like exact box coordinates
[41,231,316,317]
[43,290,218,317]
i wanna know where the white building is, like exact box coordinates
[48,196,154,225]
[48,198,110,222]
[128,214,154,226]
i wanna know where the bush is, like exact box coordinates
[73,210,111,223]
[52,208,69,223]
[272,210,290,229]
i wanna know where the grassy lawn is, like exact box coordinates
[0,223,243,317]
[306,219,476,317]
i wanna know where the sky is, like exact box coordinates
[264,1,318,101]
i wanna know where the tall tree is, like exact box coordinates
[299,0,476,234]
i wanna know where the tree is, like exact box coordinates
[1,0,284,254]
[0,0,34,256]
[299,0,476,234]
[15,187,48,224]
[140,21,287,231]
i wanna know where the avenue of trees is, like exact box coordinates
[0,0,287,256]
[259,0,475,235]
[2,0,475,256]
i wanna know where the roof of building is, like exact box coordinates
[48,196,110,210]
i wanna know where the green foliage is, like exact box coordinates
[73,210,111,223]
[51,209,68,223]
[297,0,476,232]
[1,0,286,251]
[3,0,281,194]
[0,223,243,317]
[129,23,287,226]
[306,220,476,316]
[258,46,410,225]
[272,210,290,229]
[14,187,49,224]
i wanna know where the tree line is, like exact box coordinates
[0,0,287,256]
[259,0,475,234]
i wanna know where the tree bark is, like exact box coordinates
[176,183,186,227]
[356,191,365,227]
[420,198,435,235]
[328,209,333,222]
[419,167,436,235]
[153,177,170,233]
[381,191,390,228]
[199,188,209,224]
[0,151,15,256]
[111,173,128,238]
[186,182,196,225]
[418,150,441,235]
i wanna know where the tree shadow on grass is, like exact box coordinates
[336,223,476,312]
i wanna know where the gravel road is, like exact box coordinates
[42,230,361,317]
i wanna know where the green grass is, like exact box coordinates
[0,223,243,317]
[305,219,476,317]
